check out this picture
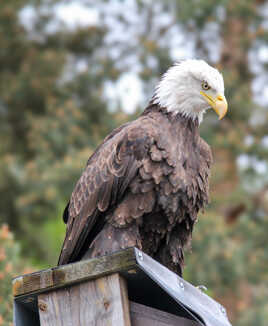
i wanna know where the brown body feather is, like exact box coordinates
[58,104,212,276]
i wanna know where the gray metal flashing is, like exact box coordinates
[134,248,232,326]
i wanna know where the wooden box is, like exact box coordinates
[13,248,231,326]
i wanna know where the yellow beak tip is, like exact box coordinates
[214,99,228,120]
[200,91,228,120]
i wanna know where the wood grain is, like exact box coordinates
[13,247,137,298]
[130,301,201,326]
[38,273,131,326]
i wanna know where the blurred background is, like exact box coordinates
[0,0,268,324]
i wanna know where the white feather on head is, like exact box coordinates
[153,59,225,123]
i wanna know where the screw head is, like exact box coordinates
[197,285,208,292]
[179,280,184,290]
[220,305,226,315]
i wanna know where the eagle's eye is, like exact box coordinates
[201,81,210,90]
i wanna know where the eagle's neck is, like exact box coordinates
[142,102,200,139]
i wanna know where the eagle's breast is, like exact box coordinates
[130,108,212,230]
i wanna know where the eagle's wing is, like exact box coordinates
[58,122,153,265]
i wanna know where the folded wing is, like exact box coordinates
[58,123,152,265]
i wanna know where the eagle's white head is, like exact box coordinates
[153,59,228,123]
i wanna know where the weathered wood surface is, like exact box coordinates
[37,272,200,326]
[13,247,137,298]
[38,273,131,326]
[130,302,201,326]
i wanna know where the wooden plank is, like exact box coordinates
[130,302,201,326]
[13,247,137,298]
[38,273,131,326]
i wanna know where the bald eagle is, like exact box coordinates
[58,60,228,276]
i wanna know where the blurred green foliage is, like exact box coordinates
[0,0,123,262]
[1,1,268,325]
[0,224,35,325]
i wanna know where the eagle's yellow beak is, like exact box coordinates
[200,91,228,120]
